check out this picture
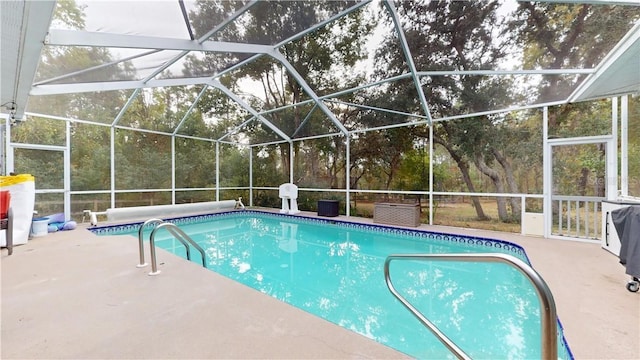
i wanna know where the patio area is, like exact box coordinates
[2,210,639,359]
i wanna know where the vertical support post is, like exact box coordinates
[576,200,580,237]
[585,201,589,238]
[429,124,434,226]
[3,114,12,174]
[215,141,220,201]
[0,118,3,175]
[607,97,619,200]
[110,126,116,208]
[567,201,571,235]
[620,95,628,196]
[249,145,254,207]
[520,195,526,235]
[558,200,563,234]
[346,134,351,217]
[64,121,71,220]
[171,136,176,204]
[543,107,551,238]
[289,141,294,184]
[593,202,598,238]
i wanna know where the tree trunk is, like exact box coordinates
[578,167,589,196]
[433,137,489,220]
[474,153,508,221]
[492,148,521,220]
[279,146,289,179]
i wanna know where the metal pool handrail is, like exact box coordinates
[137,218,165,268]
[148,222,207,275]
[384,253,558,360]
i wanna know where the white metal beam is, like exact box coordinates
[326,99,430,120]
[218,116,258,142]
[142,1,261,84]
[417,69,594,76]
[46,29,275,54]
[173,86,209,135]
[31,77,211,95]
[270,51,349,135]
[209,79,291,142]
[112,88,141,126]
[34,50,162,86]
[383,0,433,125]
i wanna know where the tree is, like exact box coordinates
[511,4,640,198]
[187,0,375,193]
[511,3,640,129]
[372,0,525,221]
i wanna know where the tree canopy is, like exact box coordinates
[8,0,640,224]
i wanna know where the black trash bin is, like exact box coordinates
[317,200,339,217]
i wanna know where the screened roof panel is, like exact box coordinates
[257,103,335,139]
[329,78,428,123]
[190,87,256,141]
[157,51,258,80]
[1,0,639,142]
[218,56,315,112]
[75,1,192,39]
[26,89,136,124]
[116,86,209,133]
[201,0,361,46]
[424,74,586,119]
[188,0,253,41]
[291,105,345,139]
[227,117,283,146]
[326,79,431,131]
[116,90,161,131]
[395,1,640,72]
[35,48,187,84]
[276,1,376,98]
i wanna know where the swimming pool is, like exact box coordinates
[92,210,573,359]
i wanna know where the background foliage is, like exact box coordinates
[7,0,640,225]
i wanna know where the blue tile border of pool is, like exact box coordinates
[88,209,574,359]
[89,209,526,257]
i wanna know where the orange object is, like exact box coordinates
[0,190,10,219]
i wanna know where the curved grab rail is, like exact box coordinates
[137,218,164,268]
[148,222,193,275]
[148,222,207,275]
[165,224,207,268]
[384,253,557,360]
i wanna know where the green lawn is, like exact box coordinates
[352,200,521,233]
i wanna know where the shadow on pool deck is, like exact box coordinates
[2,209,639,359]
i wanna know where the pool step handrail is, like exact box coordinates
[138,220,207,275]
[384,253,558,360]
[139,220,192,274]
[147,222,207,275]
[137,218,165,268]
[159,222,207,269]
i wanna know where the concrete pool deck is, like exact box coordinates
[2,209,639,359]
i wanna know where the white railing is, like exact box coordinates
[551,196,604,240]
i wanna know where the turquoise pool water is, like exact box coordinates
[92,210,573,359]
